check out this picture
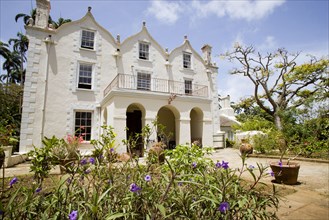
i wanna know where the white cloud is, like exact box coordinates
[258,35,278,51]
[146,0,183,24]
[192,0,285,21]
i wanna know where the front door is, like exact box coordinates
[126,110,143,157]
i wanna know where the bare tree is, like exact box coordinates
[225,44,328,130]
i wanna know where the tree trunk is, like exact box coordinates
[274,112,283,131]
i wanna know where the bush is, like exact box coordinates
[1,130,280,219]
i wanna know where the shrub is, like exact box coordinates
[1,140,280,219]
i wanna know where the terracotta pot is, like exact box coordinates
[148,145,165,164]
[239,139,253,155]
[270,161,300,185]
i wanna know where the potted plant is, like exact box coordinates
[239,138,253,155]
[269,134,300,185]
[0,124,18,168]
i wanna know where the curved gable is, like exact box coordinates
[54,11,116,44]
[121,24,166,57]
[170,39,205,65]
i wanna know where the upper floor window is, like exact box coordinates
[183,52,191,69]
[75,111,92,141]
[78,63,92,89]
[139,42,149,60]
[185,79,192,95]
[137,72,151,90]
[81,30,95,50]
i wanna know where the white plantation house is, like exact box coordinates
[19,0,225,154]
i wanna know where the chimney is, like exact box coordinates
[201,44,212,65]
[35,0,51,28]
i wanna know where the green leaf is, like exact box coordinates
[156,204,166,217]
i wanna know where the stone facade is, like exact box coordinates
[19,0,225,154]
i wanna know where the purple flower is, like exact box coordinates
[130,183,141,193]
[269,171,275,177]
[80,158,87,165]
[35,187,42,193]
[192,162,197,168]
[67,178,72,184]
[216,161,222,168]
[221,161,229,169]
[68,210,78,220]
[278,161,282,167]
[9,177,18,187]
[248,165,255,170]
[218,202,230,213]
[89,157,95,164]
[0,209,4,215]
[110,148,115,153]
[178,182,183,186]
[145,175,151,182]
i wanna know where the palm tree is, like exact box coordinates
[51,17,72,29]
[9,32,29,85]
[1,51,20,83]
[15,8,53,26]
[0,41,11,58]
[15,8,37,25]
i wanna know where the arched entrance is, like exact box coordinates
[126,103,145,157]
[157,106,179,149]
[190,107,203,146]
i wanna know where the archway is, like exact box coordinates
[190,107,203,146]
[157,106,179,149]
[126,103,145,157]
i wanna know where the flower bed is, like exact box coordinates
[0,143,280,219]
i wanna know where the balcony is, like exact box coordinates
[104,74,209,98]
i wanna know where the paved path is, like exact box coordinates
[1,148,329,219]
[208,148,329,220]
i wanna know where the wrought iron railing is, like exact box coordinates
[104,74,208,98]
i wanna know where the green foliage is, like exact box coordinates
[233,116,275,133]
[253,130,282,154]
[0,84,22,150]
[91,125,118,163]
[2,137,280,219]
[225,138,235,148]
[28,138,56,185]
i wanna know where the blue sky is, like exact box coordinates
[1,0,328,102]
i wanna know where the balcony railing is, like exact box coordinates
[104,74,208,98]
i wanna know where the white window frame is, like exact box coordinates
[139,42,150,60]
[81,30,95,50]
[184,79,192,95]
[74,111,93,141]
[77,63,93,90]
[183,52,191,69]
[137,72,151,91]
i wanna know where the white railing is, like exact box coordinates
[104,74,208,98]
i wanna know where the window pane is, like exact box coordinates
[75,111,92,141]
[78,63,93,89]
[183,53,191,69]
[137,72,151,90]
[139,43,149,60]
[81,30,95,49]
